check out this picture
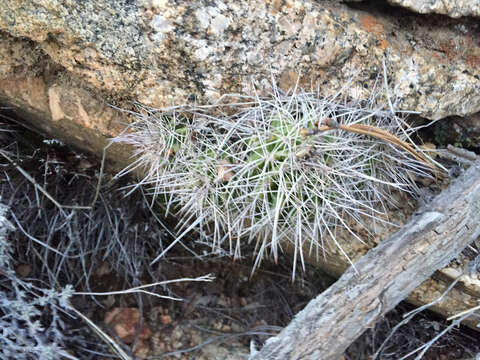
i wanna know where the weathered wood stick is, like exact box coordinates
[252,160,480,360]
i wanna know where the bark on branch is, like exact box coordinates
[252,160,480,360]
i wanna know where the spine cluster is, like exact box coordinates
[115,86,440,275]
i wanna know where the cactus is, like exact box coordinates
[115,84,443,276]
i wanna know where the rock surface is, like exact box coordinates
[387,0,480,18]
[0,0,479,123]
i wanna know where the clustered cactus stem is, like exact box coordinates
[114,81,445,277]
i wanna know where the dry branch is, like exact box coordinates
[315,122,447,179]
[252,160,480,360]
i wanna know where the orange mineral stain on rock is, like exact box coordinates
[378,38,388,50]
[464,36,480,68]
[360,14,383,34]
[440,40,456,62]
[359,14,388,50]
[438,36,480,68]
